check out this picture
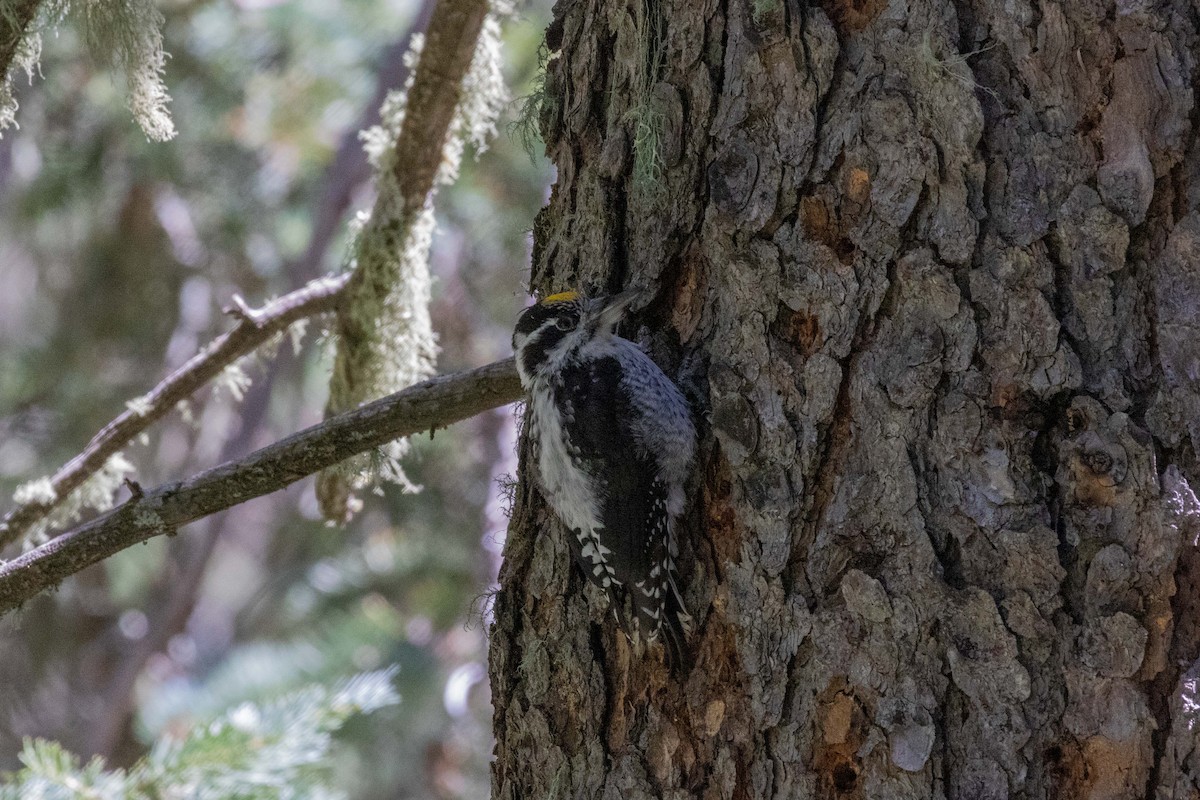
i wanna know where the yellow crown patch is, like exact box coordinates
[542,290,581,304]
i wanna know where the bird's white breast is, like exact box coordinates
[529,384,601,537]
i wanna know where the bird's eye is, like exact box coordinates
[556,316,576,331]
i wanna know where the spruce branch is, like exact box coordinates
[0,358,523,615]
[0,669,400,798]
[0,273,351,551]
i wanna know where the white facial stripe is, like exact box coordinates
[516,317,592,382]
[514,318,563,383]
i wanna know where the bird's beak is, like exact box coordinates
[591,289,640,333]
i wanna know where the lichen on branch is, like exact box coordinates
[0,358,522,614]
[0,274,349,552]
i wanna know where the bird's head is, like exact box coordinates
[512,290,637,386]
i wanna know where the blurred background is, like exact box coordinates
[0,0,553,796]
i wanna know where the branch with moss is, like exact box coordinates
[0,358,522,615]
[0,273,350,551]
[292,0,437,283]
[385,0,492,208]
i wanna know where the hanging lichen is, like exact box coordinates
[0,21,39,133]
[12,452,134,548]
[1,0,175,139]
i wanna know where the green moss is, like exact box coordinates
[510,44,560,160]
[628,97,666,188]
[752,0,781,23]
[625,0,665,192]
[78,0,176,140]
[914,31,998,101]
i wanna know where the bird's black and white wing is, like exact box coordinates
[557,356,689,658]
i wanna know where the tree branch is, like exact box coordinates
[1,0,492,547]
[293,1,436,283]
[0,358,523,615]
[0,273,350,550]
[89,359,281,760]
[389,0,490,212]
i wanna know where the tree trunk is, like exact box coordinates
[490,0,1200,797]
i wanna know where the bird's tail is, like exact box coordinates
[628,569,692,670]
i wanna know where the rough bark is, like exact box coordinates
[491,1,1200,798]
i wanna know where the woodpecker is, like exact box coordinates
[512,290,695,662]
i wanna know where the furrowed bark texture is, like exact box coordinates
[491,1,1200,798]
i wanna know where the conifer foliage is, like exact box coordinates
[0,670,398,799]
